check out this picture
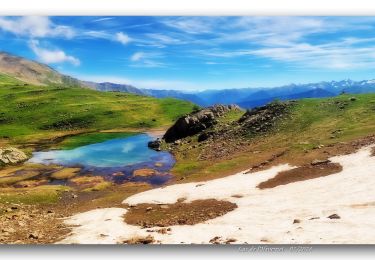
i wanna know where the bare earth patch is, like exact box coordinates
[132,168,157,177]
[122,235,155,244]
[0,204,71,244]
[257,162,342,189]
[124,199,237,228]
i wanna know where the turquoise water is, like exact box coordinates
[28,134,175,185]
[29,134,170,167]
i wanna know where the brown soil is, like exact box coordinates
[122,235,155,244]
[133,168,157,177]
[124,199,237,228]
[257,162,343,189]
[371,147,375,156]
[209,236,238,244]
[0,204,70,244]
[0,182,152,244]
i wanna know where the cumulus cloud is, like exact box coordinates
[115,32,131,45]
[0,16,74,38]
[29,40,80,66]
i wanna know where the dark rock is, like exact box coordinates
[198,131,213,142]
[148,138,162,150]
[29,233,39,239]
[163,104,240,143]
[327,214,340,219]
[293,219,301,224]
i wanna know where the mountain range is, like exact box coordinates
[1,51,375,108]
[142,79,375,108]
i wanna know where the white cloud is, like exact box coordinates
[162,17,215,34]
[91,17,114,23]
[0,16,74,38]
[202,39,375,70]
[29,40,80,66]
[130,52,144,62]
[129,52,164,68]
[115,32,131,45]
[146,33,183,44]
[186,17,375,70]
[250,42,375,69]
[83,30,112,39]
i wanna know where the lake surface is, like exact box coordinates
[28,134,175,185]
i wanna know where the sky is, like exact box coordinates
[2,16,375,90]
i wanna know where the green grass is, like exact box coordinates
[0,73,24,86]
[219,109,244,123]
[170,93,375,181]
[82,181,112,192]
[50,168,80,180]
[0,171,40,186]
[0,185,70,204]
[276,94,375,145]
[57,132,137,150]
[0,78,195,145]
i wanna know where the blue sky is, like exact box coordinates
[1,16,375,90]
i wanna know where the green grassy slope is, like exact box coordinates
[169,93,375,181]
[268,94,375,148]
[0,77,195,144]
[0,73,24,86]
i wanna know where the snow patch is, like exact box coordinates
[59,145,375,244]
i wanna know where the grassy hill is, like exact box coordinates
[0,52,84,87]
[0,76,195,146]
[166,93,375,181]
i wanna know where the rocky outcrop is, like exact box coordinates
[238,101,292,135]
[163,104,240,143]
[0,147,28,165]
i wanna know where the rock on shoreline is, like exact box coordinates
[0,147,28,165]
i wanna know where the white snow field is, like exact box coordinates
[58,145,375,244]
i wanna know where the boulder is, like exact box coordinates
[0,147,28,165]
[147,138,162,150]
[163,104,240,143]
[327,213,341,219]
